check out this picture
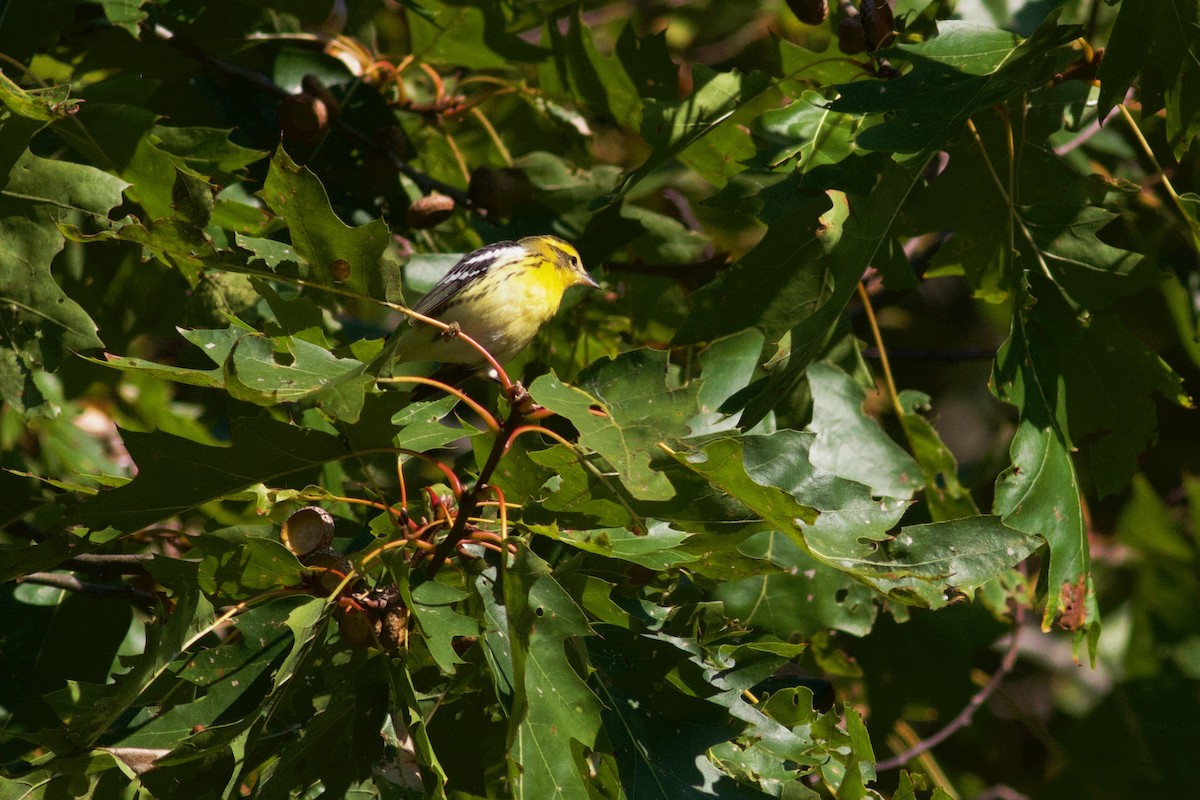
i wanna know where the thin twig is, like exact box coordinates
[855,282,905,420]
[64,553,155,574]
[973,786,1032,800]
[378,375,500,432]
[965,118,1053,281]
[17,572,155,602]
[1116,104,1193,233]
[423,405,525,576]
[876,606,1025,772]
[469,107,513,166]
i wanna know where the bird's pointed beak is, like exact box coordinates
[579,272,600,289]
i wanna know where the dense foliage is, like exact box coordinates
[2,0,1198,797]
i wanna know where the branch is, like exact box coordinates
[65,553,156,574]
[875,606,1024,772]
[143,22,475,210]
[17,572,155,602]
[423,398,527,577]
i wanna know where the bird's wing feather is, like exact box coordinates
[411,241,524,317]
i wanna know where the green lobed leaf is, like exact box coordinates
[0,71,78,122]
[529,349,699,501]
[689,330,771,437]
[41,559,206,751]
[806,362,921,501]
[112,596,310,752]
[1022,303,1190,498]
[383,395,462,451]
[526,444,641,528]
[0,147,127,406]
[807,515,1040,609]
[893,93,1156,307]
[670,436,819,534]
[714,531,879,638]
[896,390,979,521]
[68,417,351,532]
[588,625,780,798]
[675,194,834,345]
[223,332,364,407]
[408,580,479,674]
[504,548,603,798]
[409,1,548,69]
[540,11,642,126]
[832,19,1080,153]
[1098,0,1200,159]
[1022,204,1160,311]
[194,528,306,600]
[254,654,389,800]
[992,314,1099,655]
[748,90,861,176]
[526,520,697,570]
[613,64,775,199]
[724,153,931,426]
[257,146,392,301]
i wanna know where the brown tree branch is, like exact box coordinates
[17,572,155,602]
[65,553,156,574]
[423,400,527,577]
[875,606,1025,772]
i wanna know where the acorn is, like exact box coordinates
[837,15,869,55]
[468,166,535,218]
[375,605,409,652]
[861,0,895,50]
[279,93,329,144]
[300,74,342,120]
[786,0,829,25]
[337,605,373,648]
[281,506,335,556]
[405,192,456,229]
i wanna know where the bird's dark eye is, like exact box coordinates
[569,255,580,267]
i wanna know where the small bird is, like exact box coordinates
[371,234,598,378]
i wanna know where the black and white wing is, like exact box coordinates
[411,241,526,317]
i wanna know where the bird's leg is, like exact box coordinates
[437,321,462,341]
[506,380,542,417]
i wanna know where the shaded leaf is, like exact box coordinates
[68,417,350,532]
[832,19,1079,153]
[992,314,1099,654]
[195,529,306,600]
[505,548,603,798]
[614,65,774,198]
[896,390,979,521]
[1098,0,1200,158]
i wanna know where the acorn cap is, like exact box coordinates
[282,506,335,556]
[786,0,828,25]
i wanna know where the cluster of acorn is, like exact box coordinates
[277,67,539,232]
[281,506,408,651]
[787,0,896,55]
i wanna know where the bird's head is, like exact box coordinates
[520,235,599,290]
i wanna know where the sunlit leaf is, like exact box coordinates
[530,349,699,501]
